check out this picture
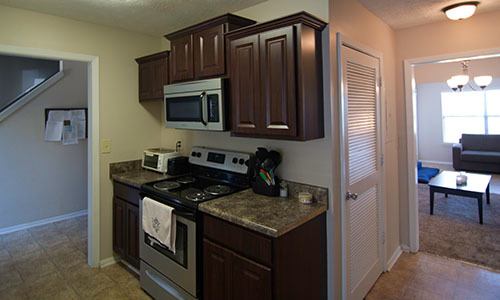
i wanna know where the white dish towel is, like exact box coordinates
[142,197,176,253]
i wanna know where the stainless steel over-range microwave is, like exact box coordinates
[164,78,226,131]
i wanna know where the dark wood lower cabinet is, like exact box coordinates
[203,213,326,300]
[112,182,141,269]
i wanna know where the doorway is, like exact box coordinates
[0,44,100,267]
[404,49,500,270]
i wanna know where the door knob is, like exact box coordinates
[346,192,358,200]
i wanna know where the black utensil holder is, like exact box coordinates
[251,174,280,196]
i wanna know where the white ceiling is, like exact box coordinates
[359,0,500,29]
[0,0,266,36]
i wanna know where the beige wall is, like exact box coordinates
[395,9,500,247]
[330,1,400,296]
[0,60,87,229]
[0,4,188,260]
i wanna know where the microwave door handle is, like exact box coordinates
[200,91,208,126]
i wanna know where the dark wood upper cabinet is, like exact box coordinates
[135,51,169,102]
[165,14,256,83]
[194,25,225,78]
[170,35,194,82]
[259,27,297,137]
[230,35,260,135]
[226,12,327,141]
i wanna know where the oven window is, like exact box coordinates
[145,222,188,268]
[166,96,202,122]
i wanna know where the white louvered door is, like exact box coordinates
[341,45,383,300]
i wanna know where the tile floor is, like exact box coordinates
[366,252,500,300]
[0,215,150,299]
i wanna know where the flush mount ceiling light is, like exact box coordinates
[443,1,480,20]
[446,60,493,91]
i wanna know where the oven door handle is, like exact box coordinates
[174,209,196,220]
[200,91,208,126]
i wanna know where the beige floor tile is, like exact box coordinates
[0,269,23,292]
[0,285,29,300]
[91,286,131,300]
[23,272,79,300]
[44,242,78,258]
[70,272,116,298]
[6,240,42,260]
[101,263,138,285]
[49,249,86,270]
[35,233,71,249]
[15,256,58,281]
[28,223,60,239]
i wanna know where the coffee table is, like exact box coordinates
[428,171,491,224]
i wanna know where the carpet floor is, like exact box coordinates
[419,184,500,270]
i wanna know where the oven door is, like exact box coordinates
[139,201,198,298]
[164,89,224,131]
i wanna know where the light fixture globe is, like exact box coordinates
[451,75,469,90]
[447,78,459,91]
[474,75,493,89]
[443,1,479,20]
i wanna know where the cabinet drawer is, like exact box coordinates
[113,181,141,206]
[203,214,272,266]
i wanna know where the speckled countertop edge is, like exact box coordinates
[199,183,328,238]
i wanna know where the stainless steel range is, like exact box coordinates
[139,146,251,300]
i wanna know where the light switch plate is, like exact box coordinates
[101,139,112,154]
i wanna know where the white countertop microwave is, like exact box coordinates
[164,78,226,131]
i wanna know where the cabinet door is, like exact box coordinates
[203,239,231,300]
[194,25,225,78]
[231,252,272,300]
[125,203,140,269]
[259,26,297,137]
[112,197,126,257]
[170,35,194,82]
[138,61,154,101]
[151,56,168,99]
[229,35,261,134]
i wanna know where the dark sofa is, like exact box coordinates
[453,134,500,173]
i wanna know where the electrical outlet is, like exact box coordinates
[101,139,112,154]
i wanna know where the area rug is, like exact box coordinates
[418,184,500,270]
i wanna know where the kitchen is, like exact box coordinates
[111,9,330,300]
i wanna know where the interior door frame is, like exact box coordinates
[337,33,387,299]
[403,47,500,252]
[0,44,101,267]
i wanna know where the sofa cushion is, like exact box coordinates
[461,134,500,151]
[461,150,500,163]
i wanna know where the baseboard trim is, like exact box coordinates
[100,256,120,268]
[420,160,453,166]
[0,209,88,235]
[386,246,402,271]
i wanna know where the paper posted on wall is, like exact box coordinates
[44,109,86,144]
[62,120,78,145]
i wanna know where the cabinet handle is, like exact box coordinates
[345,192,358,201]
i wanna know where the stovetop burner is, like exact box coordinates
[182,188,213,202]
[204,184,232,196]
[153,181,181,191]
[176,176,196,184]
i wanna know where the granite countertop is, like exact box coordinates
[111,170,173,188]
[109,159,178,188]
[199,184,328,238]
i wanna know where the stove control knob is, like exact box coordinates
[232,157,238,164]
[196,152,202,158]
[245,160,250,166]
[191,152,196,157]
[239,158,245,165]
